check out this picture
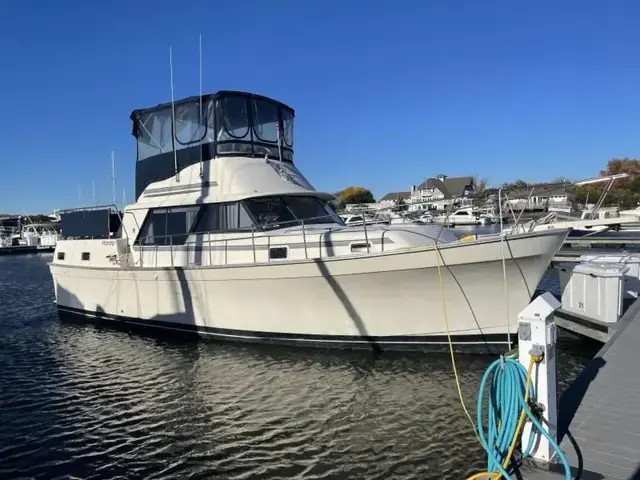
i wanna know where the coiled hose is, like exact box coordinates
[467,355,572,480]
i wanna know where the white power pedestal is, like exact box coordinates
[517,292,560,464]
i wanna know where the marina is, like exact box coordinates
[40,84,640,478]
[4,76,640,480]
[4,85,640,477]
[3,3,640,478]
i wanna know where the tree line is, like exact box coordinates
[333,158,640,210]
[495,158,640,209]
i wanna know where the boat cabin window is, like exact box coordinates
[131,91,296,200]
[138,206,199,245]
[455,211,469,216]
[193,202,254,233]
[243,196,342,230]
[136,196,341,243]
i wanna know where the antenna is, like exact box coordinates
[92,179,96,205]
[122,189,127,207]
[198,33,204,179]
[169,46,179,181]
[77,184,82,204]
[111,151,117,206]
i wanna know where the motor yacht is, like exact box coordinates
[50,90,568,352]
[431,207,491,226]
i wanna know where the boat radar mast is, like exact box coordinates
[130,91,295,200]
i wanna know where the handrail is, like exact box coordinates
[121,212,477,269]
[301,219,308,259]
[362,215,370,253]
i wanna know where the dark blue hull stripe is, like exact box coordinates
[56,305,516,353]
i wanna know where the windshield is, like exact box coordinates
[243,196,343,230]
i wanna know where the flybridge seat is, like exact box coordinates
[131,90,295,200]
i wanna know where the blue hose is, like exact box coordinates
[475,357,572,479]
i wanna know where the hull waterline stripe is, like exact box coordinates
[56,305,515,346]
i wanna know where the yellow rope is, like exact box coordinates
[434,245,477,436]
[434,243,542,479]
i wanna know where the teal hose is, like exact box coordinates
[475,357,572,479]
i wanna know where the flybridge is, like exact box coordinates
[131,91,295,200]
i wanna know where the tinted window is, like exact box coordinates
[138,206,199,245]
[216,96,249,140]
[193,205,220,233]
[243,197,296,230]
[286,197,335,225]
[252,99,279,143]
[243,196,342,230]
[223,203,254,230]
[193,202,255,233]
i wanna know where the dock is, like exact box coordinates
[0,245,39,256]
[552,248,623,263]
[521,297,640,479]
[546,235,640,263]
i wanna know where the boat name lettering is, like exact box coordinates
[102,240,115,246]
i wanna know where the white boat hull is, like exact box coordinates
[432,218,481,226]
[509,216,637,234]
[50,229,568,353]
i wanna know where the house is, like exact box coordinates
[379,191,411,207]
[407,174,476,212]
[504,183,572,212]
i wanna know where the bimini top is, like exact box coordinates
[130,90,295,199]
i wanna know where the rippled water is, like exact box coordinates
[0,255,600,479]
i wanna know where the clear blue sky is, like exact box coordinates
[1,0,639,213]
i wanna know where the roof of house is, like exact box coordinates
[380,191,411,201]
[416,176,474,198]
[507,182,572,199]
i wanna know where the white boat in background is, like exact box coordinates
[0,216,60,251]
[48,210,62,222]
[340,213,390,227]
[49,89,568,353]
[21,223,61,251]
[618,205,640,221]
[432,207,491,226]
[506,173,640,235]
[477,205,505,224]
[418,212,435,224]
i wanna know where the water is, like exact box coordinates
[0,255,600,480]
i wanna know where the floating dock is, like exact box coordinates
[545,234,640,263]
[522,297,640,479]
[0,245,40,256]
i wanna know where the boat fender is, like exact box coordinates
[458,234,477,243]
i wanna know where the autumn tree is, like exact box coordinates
[335,186,375,207]
[572,158,640,208]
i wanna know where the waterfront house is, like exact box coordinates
[379,191,411,207]
[407,174,476,212]
[504,182,572,212]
